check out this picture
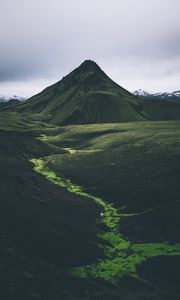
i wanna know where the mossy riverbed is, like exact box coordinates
[31,151,180,284]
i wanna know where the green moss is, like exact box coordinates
[31,152,180,285]
[71,241,180,284]
[30,157,120,230]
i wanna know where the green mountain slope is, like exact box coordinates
[0,113,103,299]
[33,121,180,298]
[13,60,180,124]
[0,111,180,299]
[13,60,148,124]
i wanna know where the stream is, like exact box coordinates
[30,148,180,284]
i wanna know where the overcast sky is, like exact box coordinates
[0,0,180,97]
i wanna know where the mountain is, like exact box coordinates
[12,60,180,124]
[0,95,26,109]
[14,60,146,124]
[134,89,180,102]
[0,95,26,102]
[133,89,150,97]
[0,98,21,109]
[1,77,180,298]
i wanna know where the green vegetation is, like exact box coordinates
[10,60,180,125]
[42,121,180,242]
[1,60,180,299]
[0,112,106,299]
[73,242,180,283]
[31,147,180,284]
[0,107,180,299]
[30,156,120,229]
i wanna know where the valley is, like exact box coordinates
[30,143,180,283]
[0,61,180,299]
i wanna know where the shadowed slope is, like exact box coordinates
[14,60,147,124]
[9,60,180,124]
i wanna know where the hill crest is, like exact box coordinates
[12,60,180,124]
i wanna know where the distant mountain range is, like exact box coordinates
[0,95,26,109]
[4,60,180,124]
[0,95,27,102]
[133,89,180,102]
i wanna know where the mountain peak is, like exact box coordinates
[60,59,107,88]
[81,59,99,66]
[13,60,180,125]
[78,59,102,73]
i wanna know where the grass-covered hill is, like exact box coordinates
[0,113,105,299]
[11,60,180,124]
[1,111,180,299]
[31,121,180,299]
[1,61,180,300]
[0,98,21,109]
[41,121,180,244]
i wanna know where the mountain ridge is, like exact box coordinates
[14,60,146,124]
[10,60,180,124]
[134,89,180,102]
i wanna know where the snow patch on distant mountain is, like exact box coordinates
[0,95,27,102]
[133,89,150,97]
[133,89,180,101]
[173,91,180,97]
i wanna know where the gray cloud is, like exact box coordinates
[0,0,180,95]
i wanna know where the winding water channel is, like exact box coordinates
[30,148,180,284]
